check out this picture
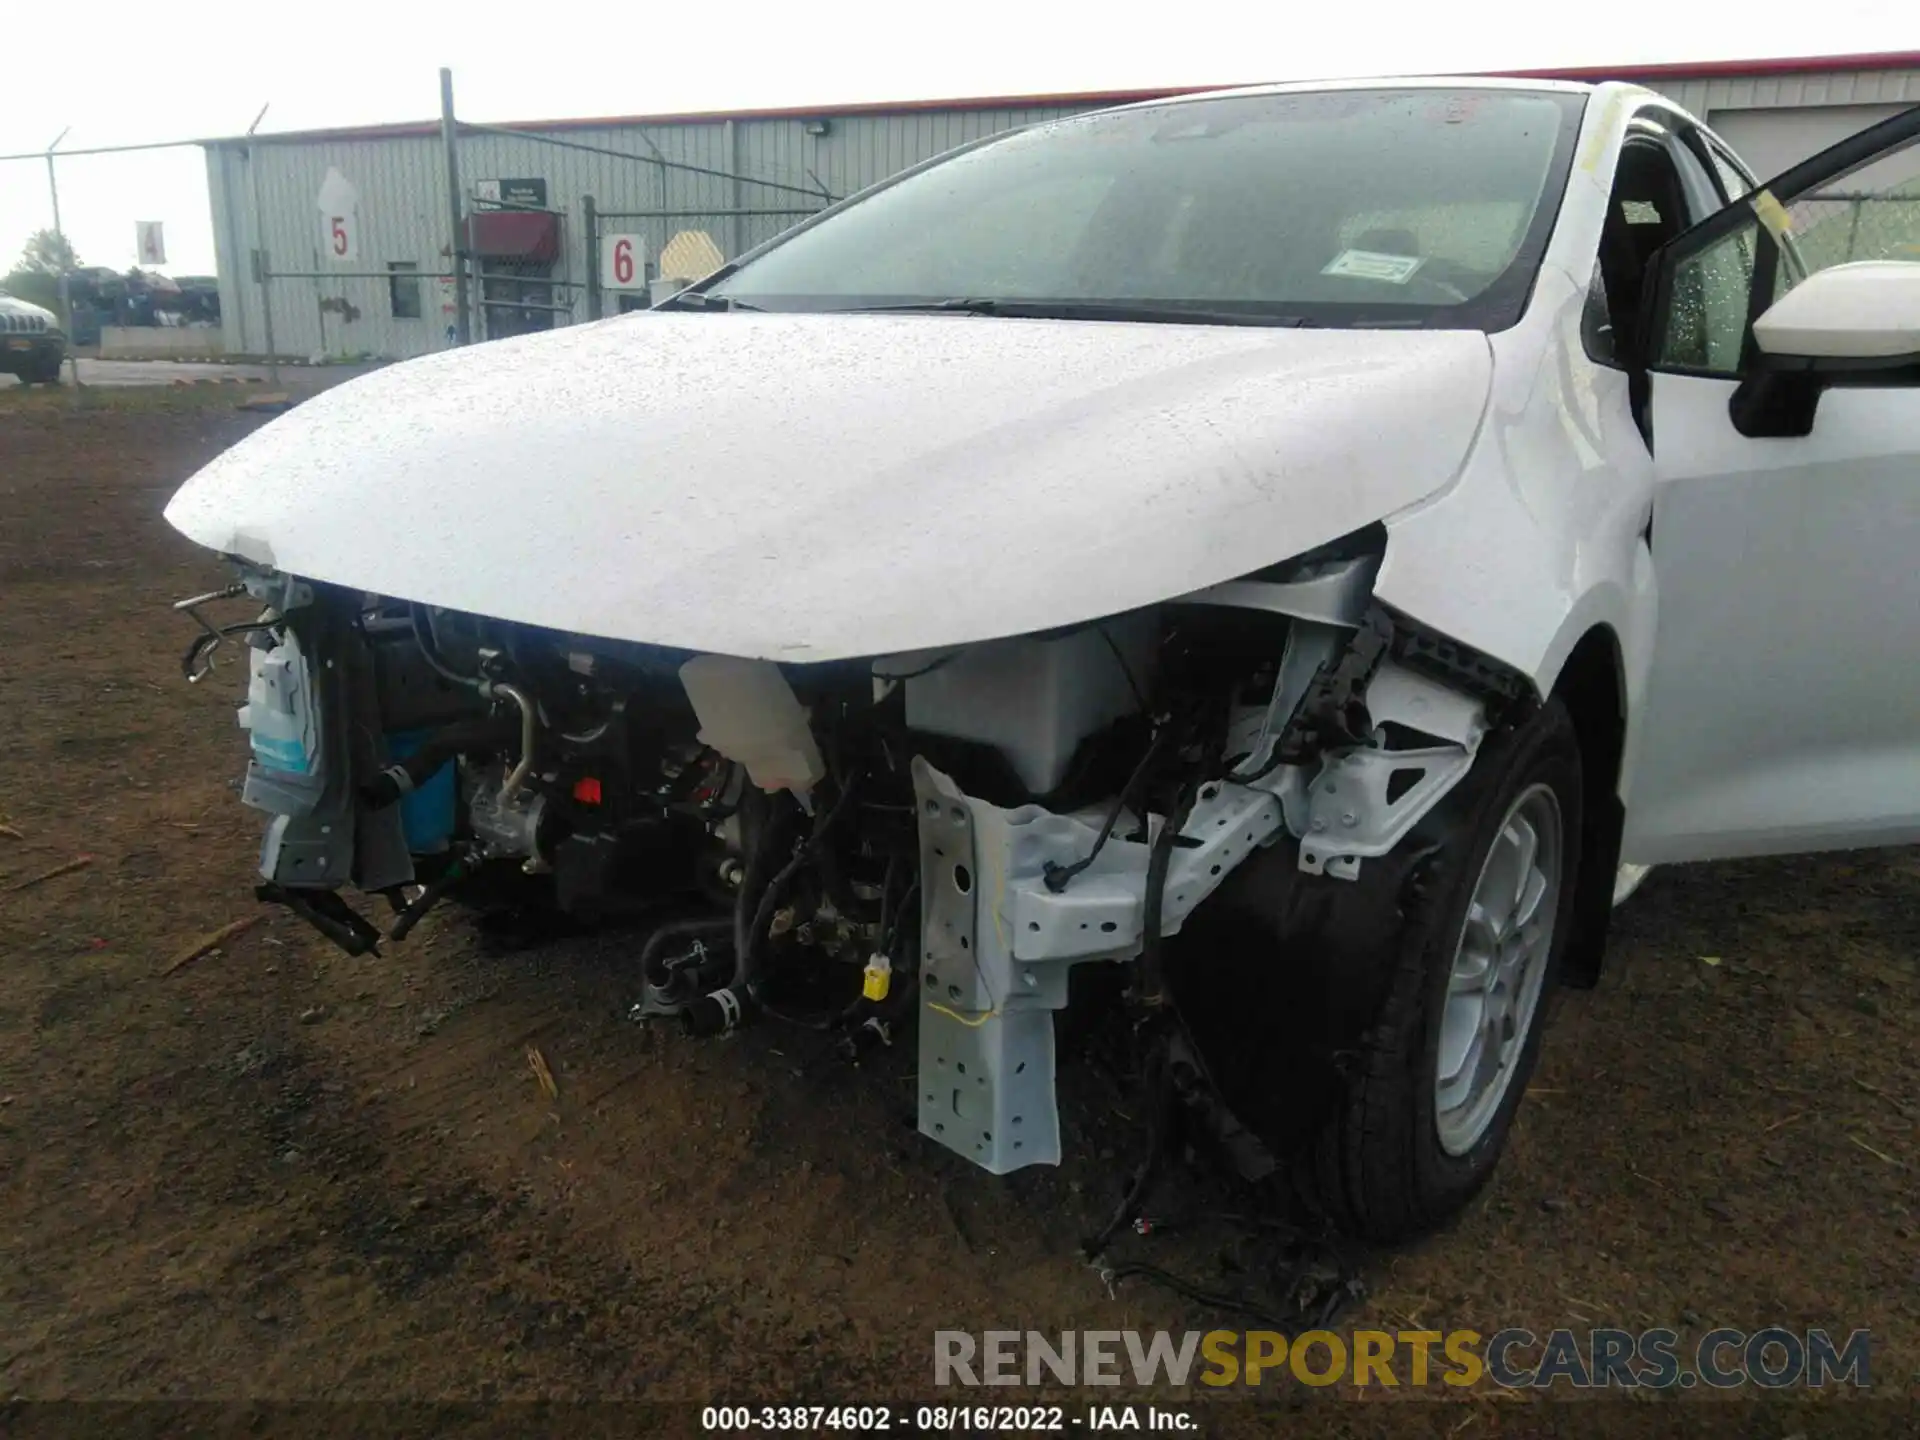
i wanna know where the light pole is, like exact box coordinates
[440,68,471,347]
[44,128,80,389]
[246,104,281,387]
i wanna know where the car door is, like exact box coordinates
[1622,105,1920,864]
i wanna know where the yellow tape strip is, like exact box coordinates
[1751,189,1793,239]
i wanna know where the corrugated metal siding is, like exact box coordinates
[206,73,1918,360]
[1634,65,1920,116]
[204,148,246,355]
[212,101,1093,359]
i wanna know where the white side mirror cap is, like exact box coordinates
[1753,260,1920,360]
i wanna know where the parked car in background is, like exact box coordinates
[0,290,66,384]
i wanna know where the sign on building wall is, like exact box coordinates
[659,229,726,282]
[135,222,166,265]
[316,167,361,263]
[601,233,647,290]
[475,178,549,210]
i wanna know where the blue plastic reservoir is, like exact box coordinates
[385,730,455,854]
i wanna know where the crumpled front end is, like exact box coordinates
[178,525,1532,1178]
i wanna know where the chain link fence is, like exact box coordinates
[0,134,220,381]
[6,68,1091,376]
[1789,190,1920,272]
[455,116,833,334]
[10,73,1920,386]
[209,75,844,365]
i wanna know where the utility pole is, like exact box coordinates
[246,104,281,388]
[582,194,600,322]
[44,129,80,389]
[440,68,471,346]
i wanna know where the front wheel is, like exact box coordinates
[1290,698,1583,1242]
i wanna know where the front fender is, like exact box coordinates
[1372,267,1658,798]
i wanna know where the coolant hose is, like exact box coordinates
[360,716,515,810]
[681,987,753,1037]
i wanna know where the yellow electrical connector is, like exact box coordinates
[862,955,891,1002]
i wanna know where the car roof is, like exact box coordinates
[1103,74,1643,113]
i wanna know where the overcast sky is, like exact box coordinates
[2,0,1910,277]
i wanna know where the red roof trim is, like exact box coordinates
[1497,50,1920,83]
[213,50,1920,147]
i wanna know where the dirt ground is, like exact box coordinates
[1,391,1914,1434]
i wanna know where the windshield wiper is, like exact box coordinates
[834,298,1316,327]
[654,288,763,312]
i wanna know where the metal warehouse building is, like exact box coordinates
[203,50,1920,361]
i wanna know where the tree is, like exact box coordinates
[0,269,61,313]
[15,228,80,275]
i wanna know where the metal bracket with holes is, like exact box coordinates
[908,654,1489,1171]
[912,755,1296,1173]
[1296,661,1486,880]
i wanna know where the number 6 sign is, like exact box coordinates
[601,233,646,290]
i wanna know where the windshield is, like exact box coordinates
[710,87,1586,329]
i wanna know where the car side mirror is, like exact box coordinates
[1752,261,1920,362]
[1730,261,1920,439]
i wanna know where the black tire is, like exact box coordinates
[27,356,64,385]
[1289,698,1584,1242]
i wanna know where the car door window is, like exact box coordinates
[1587,116,1717,368]
[1658,220,1758,374]
[1658,125,1752,371]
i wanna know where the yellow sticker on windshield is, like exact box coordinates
[1751,189,1794,239]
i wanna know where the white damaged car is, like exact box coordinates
[164,80,1920,1241]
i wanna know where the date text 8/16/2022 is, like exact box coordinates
[698,1405,1196,1431]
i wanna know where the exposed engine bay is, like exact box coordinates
[176,531,1526,1177]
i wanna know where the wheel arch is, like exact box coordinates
[1548,622,1628,988]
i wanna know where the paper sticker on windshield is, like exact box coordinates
[1322,249,1425,284]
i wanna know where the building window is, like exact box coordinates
[388,262,422,319]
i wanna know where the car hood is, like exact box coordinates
[0,295,58,325]
[164,312,1491,662]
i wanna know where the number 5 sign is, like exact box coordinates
[601,233,646,290]
[315,167,361,263]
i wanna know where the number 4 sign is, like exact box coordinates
[601,233,646,290]
[316,167,361,263]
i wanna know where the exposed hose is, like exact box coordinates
[729,779,860,994]
[360,716,517,810]
[640,916,735,990]
[387,849,476,942]
[681,986,751,1037]
[486,682,538,801]
[403,605,537,803]
[409,603,482,690]
[1043,723,1170,893]
[1135,780,1199,1010]
[729,789,783,991]
[180,620,277,683]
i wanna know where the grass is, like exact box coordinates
[0,382,284,417]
